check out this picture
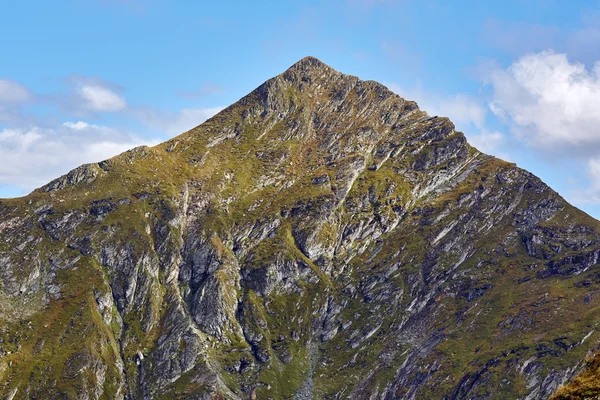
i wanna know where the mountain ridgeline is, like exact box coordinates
[1,57,600,399]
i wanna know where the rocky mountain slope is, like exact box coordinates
[1,57,600,399]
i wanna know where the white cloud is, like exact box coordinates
[467,130,506,155]
[0,122,159,193]
[567,158,600,205]
[0,80,33,124]
[63,121,95,130]
[481,50,600,206]
[588,158,600,191]
[133,106,223,136]
[485,51,600,150]
[0,74,222,196]
[76,84,127,112]
[0,104,221,196]
[167,107,223,135]
[176,84,225,99]
[434,94,486,129]
[0,127,42,149]
[0,79,31,104]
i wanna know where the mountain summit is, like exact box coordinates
[1,58,600,399]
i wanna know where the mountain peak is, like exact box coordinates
[282,56,338,82]
[275,56,398,105]
[4,57,600,400]
[288,56,331,72]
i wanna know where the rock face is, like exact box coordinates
[1,57,600,399]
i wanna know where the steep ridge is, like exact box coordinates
[1,57,600,399]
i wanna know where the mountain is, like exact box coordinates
[1,57,600,399]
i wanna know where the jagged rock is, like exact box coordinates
[38,163,103,192]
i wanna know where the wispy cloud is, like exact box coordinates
[76,84,127,112]
[61,75,128,116]
[388,83,486,129]
[482,51,600,153]
[0,79,35,125]
[132,106,223,136]
[481,50,600,203]
[0,121,159,193]
[0,75,129,120]
[0,80,32,104]
[0,74,222,196]
[176,84,225,99]
[467,129,506,156]
[387,83,508,156]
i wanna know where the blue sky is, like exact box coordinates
[2,0,600,217]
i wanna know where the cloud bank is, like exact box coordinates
[483,50,600,203]
[485,51,600,151]
[0,122,157,193]
[77,84,127,112]
[0,74,222,196]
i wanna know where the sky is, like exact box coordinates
[2,0,600,217]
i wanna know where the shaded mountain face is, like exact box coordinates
[1,57,600,400]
